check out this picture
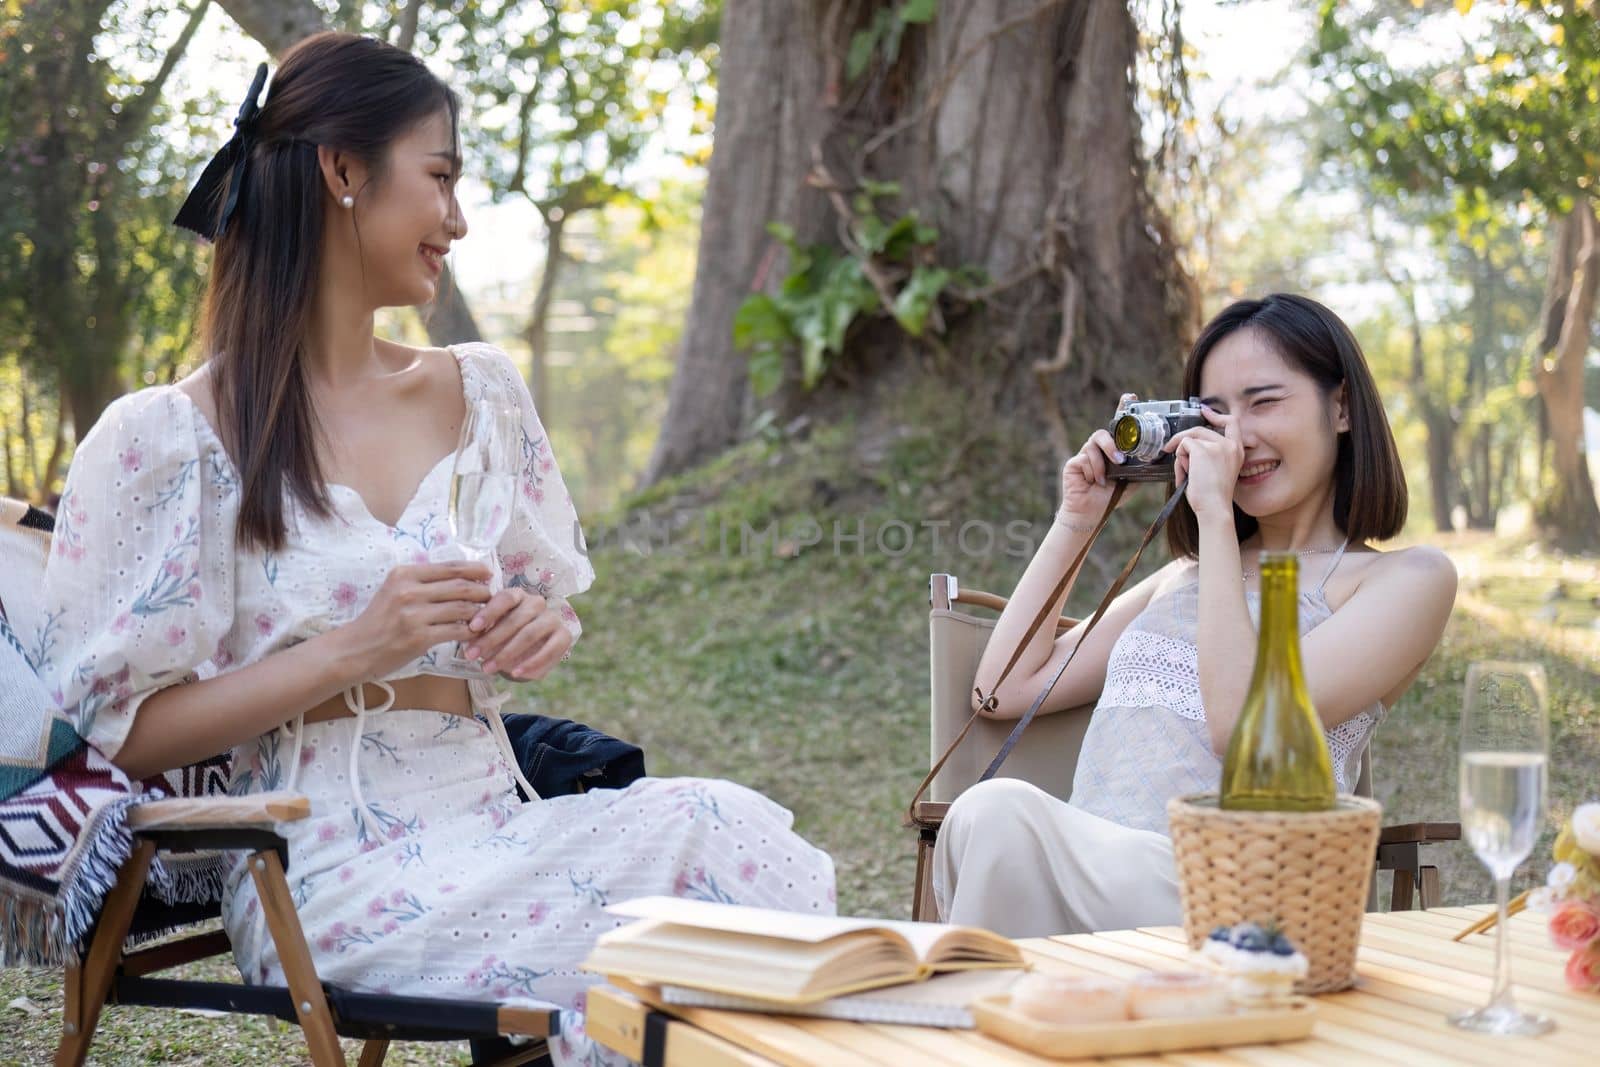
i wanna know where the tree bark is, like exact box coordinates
[1531,202,1600,552]
[525,210,566,415]
[216,0,482,346]
[645,0,1192,486]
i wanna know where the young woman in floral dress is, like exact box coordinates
[40,32,834,1065]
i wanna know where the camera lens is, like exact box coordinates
[1114,412,1167,461]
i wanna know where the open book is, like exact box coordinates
[581,896,1024,1005]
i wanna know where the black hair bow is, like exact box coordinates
[173,62,269,241]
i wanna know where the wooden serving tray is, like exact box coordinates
[970,994,1316,1058]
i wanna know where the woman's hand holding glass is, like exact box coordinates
[462,589,574,681]
[340,561,494,679]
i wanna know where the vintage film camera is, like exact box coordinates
[1107,397,1209,481]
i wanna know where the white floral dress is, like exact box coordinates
[38,343,837,1065]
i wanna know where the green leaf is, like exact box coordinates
[733,294,794,351]
[747,347,786,398]
[892,267,951,336]
[846,26,880,81]
[765,221,797,246]
[900,0,939,25]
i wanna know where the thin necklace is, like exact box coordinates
[1240,544,1344,583]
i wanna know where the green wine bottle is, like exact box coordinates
[1219,551,1337,812]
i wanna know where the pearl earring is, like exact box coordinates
[340,195,354,209]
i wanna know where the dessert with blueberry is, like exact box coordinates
[1199,922,1309,1005]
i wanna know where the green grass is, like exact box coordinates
[4,402,1597,1064]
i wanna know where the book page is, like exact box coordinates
[605,896,916,948]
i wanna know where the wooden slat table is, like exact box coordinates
[586,907,1599,1066]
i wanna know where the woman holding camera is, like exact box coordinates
[932,293,1457,938]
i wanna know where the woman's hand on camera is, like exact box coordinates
[1057,392,1137,529]
[463,587,574,681]
[340,561,493,678]
[1165,404,1243,520]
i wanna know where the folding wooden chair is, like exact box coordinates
[909,572,1460,922]
[57,790,557,1067]
[0,498,556,1067]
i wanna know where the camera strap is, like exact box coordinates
[906,479,1189,829]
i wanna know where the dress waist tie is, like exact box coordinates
[277,677,541,843]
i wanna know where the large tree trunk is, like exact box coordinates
[645,0,1192,486]
[1532,202,1600,552]
[216,0,482,346]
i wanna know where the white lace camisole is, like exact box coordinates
[1068,542,1382,834]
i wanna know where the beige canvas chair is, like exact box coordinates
[909,572,1460,922]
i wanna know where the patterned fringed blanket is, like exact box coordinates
[0,497,228,967]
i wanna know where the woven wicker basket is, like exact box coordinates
[1166,794,1381,994]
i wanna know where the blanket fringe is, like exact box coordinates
[0,799,230,969]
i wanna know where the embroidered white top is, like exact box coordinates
[36,343,594,793]
[1069,545,1381,834]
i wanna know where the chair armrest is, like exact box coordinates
[909,801,950,830]
[128,791,310,830]
[1378,821,1461,846]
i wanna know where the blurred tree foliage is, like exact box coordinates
[1311,0,1600,548]
[410,0,719,424]
[1,0,215,498]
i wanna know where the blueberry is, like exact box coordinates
[1209,926,1231,943]
[1271,933,1295,957]
[1229,922,1265,949]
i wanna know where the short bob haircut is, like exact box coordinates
[1165,293,1407,559]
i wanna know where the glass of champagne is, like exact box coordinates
[1450,661,1554,1036]
[441,397,519,675]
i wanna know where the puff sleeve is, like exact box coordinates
[467,344,594,644]
[38,390,238,761]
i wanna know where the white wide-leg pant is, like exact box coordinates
[932,778,1182,938]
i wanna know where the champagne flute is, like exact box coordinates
[1449,661,1554,1036]
[441,398,519,674]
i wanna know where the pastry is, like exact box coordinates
[1199,922,1309,1006]
[1009,973,1129,1024]
[1126,970,1230,1019]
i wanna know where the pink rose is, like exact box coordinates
[339,867,354,883]
[163,559,184,578]
[187,582,202,601]
[739,860,758,883]
[163,625,187,646]
[391,889,405,905]
[501,552,532,576]
[527,901,549,925]
[110,612,131,635]
[316,823,337,842]
[367,897,385,917]
[119,447,142,473]
[1551,900,1600,952]
[671,870,689,895]
[1567,942,1600,993]
[332,582,358,611]
[383,919,399,934]
[255,613,274,635]
[316,933,336,953]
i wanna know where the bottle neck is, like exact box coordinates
[1255,556,1302,672]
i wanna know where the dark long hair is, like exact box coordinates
[201,32,460,550]
[1166,293,1407,559]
